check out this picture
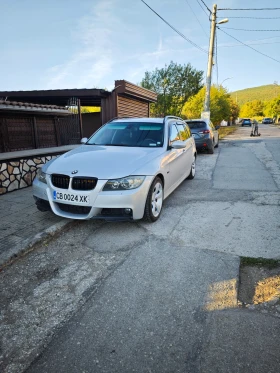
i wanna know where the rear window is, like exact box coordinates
[186,121,206,129]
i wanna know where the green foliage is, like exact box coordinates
[231,84,280,106]
[140,61,203,117]
[182,85,236,125]
[263,97,280,117]
[240,100,264,118]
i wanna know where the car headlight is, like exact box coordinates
[103,176,145,191]
[37,168,47,184]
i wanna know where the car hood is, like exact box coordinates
[45,145,164,179]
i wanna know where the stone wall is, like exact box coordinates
[0,156,57,195]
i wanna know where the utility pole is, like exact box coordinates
[202,4,217,118]
[202,5,228,119]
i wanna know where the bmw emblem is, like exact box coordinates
[71,170,78,174]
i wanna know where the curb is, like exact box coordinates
[0,219,74,269]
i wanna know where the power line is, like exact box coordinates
[185,0,209,38]
[199,0,212,14]
[195,0,210,18]
[215,35,280,48]
[217,16,280,19]
[140,0,208,54]
[218,7,280,11]
[240,35,280,42]
[221,27,280,32]
[219,41,280,48]
[217,27,280,64]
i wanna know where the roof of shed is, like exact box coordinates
[0,81,157,107]
[0,88,110,107]
[0,100,70,114]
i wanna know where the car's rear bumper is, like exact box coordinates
[193,138,212,150]
[33,176,154,221]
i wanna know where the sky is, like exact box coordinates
[1,0,280,93]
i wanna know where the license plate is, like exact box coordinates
[53,191,90,205]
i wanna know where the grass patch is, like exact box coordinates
[218,126,239,139]
[241,257,280,269]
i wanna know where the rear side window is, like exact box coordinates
[186,121,206,129]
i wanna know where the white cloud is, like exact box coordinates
[44,0,117,89]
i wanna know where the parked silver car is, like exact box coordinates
[33,116,197,222]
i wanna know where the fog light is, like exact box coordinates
[124,208,132,214]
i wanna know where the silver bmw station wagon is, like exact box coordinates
[33,116,196,222]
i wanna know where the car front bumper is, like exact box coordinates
[33,176,154,221]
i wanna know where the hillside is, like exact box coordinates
[230,85,280,106]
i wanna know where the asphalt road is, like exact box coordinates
[1,124,280,373]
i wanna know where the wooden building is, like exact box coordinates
[0,80,157,152]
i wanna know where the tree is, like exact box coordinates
[140,61,203,117]
[182,85,233,125]
[263,96,280,117]
[240,100,264,118]
[229,99,240,123]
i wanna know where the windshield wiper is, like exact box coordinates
[101,144,131,146]
[87,143,135,147]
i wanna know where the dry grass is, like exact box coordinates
[218,126,239,139]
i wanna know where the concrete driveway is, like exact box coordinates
[1,124,280,373]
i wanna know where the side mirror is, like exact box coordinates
[81,137,88,144]
[171,140,186,149]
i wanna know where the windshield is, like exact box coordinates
[87,121,164,147]
[186,121,206,129]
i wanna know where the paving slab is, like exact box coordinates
[0,187,70,267]
[170,201,280,259]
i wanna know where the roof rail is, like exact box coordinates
[163,115,183,125]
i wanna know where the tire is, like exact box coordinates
[143,177,164,222]
[215,136,219,148]
[208,140,214,154]
[187,155,196,180]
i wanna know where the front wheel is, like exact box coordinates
[187,155,196,179]
[143,177,164,222]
